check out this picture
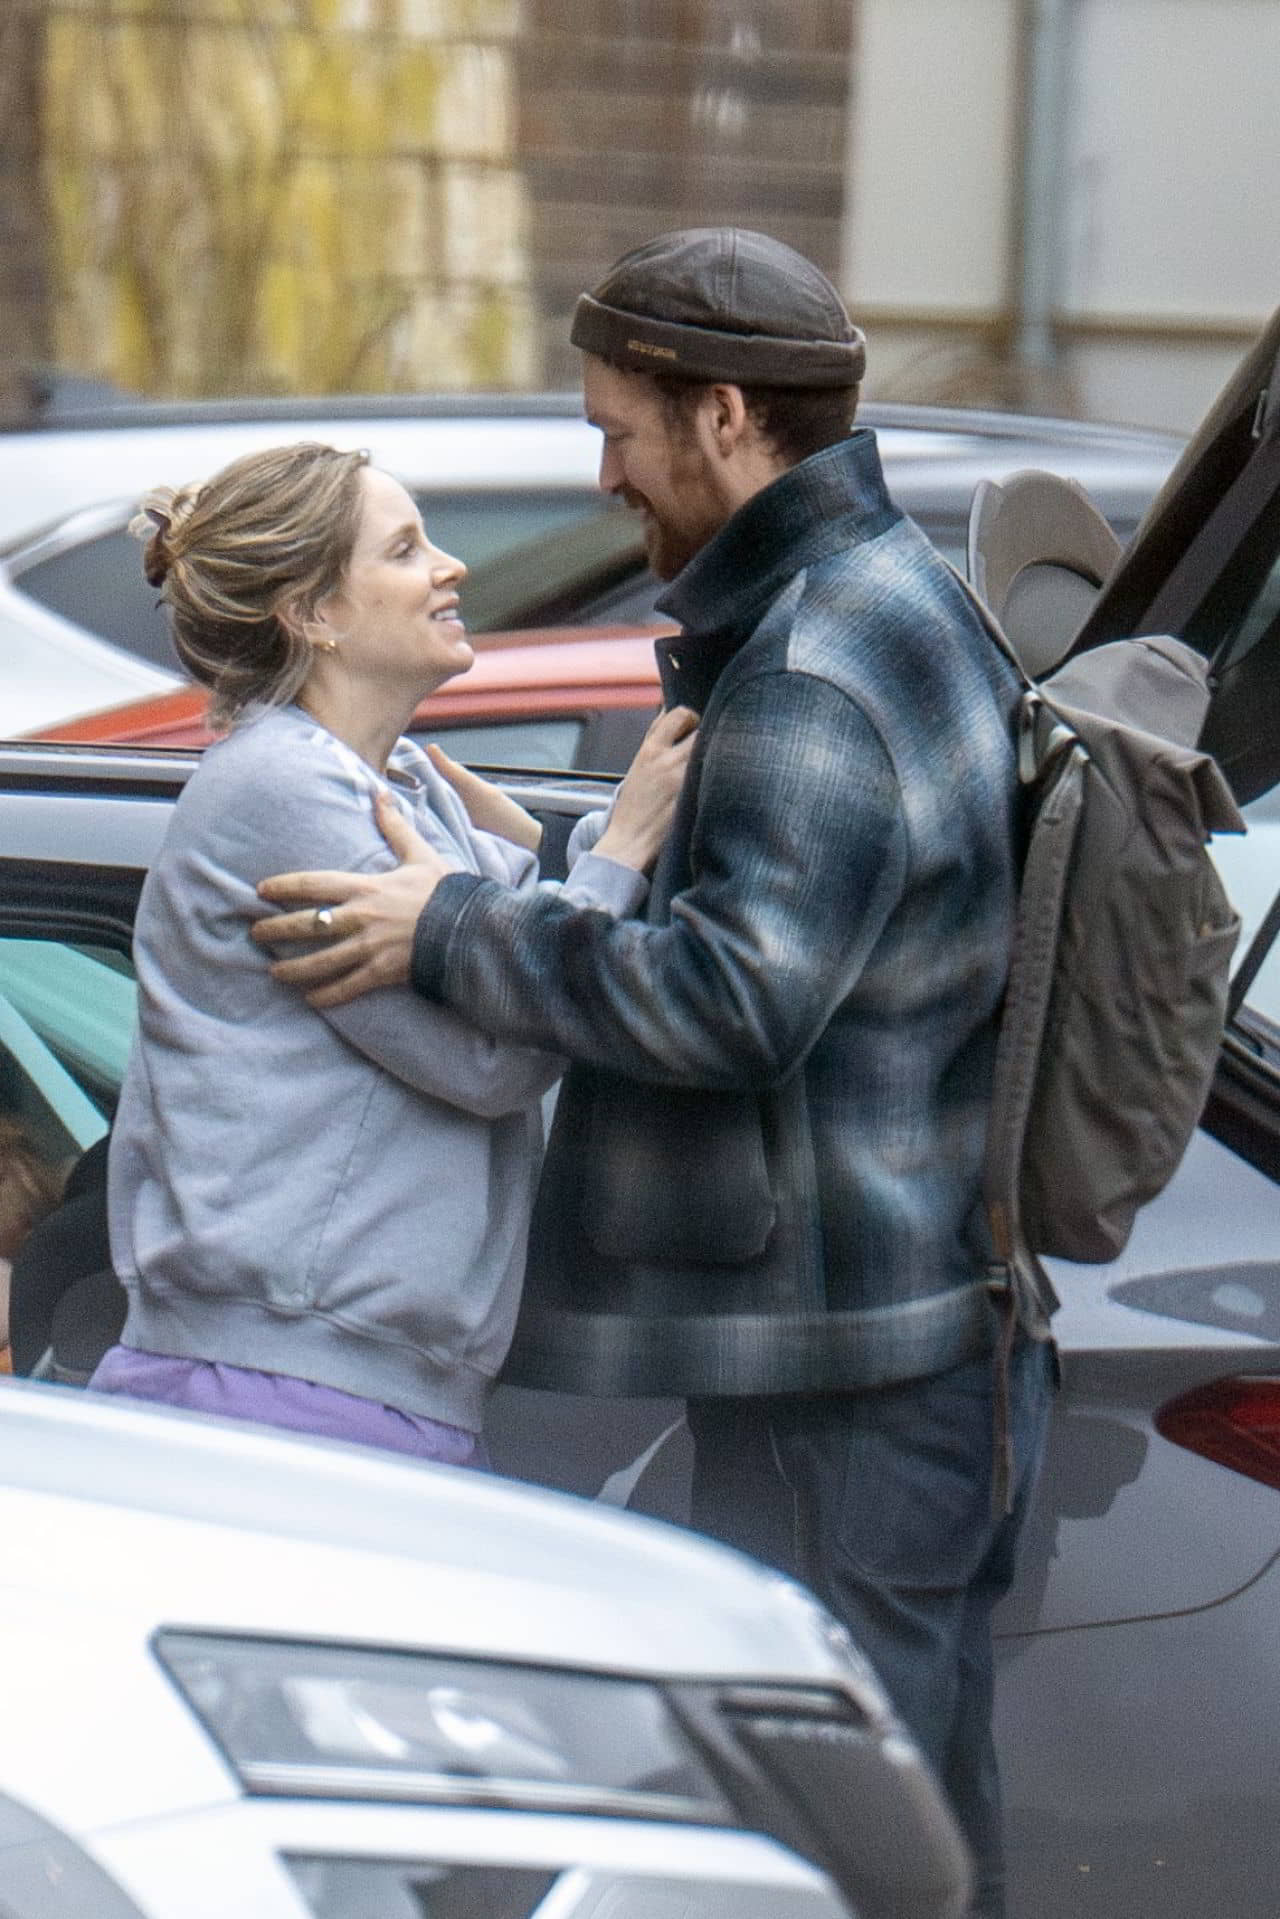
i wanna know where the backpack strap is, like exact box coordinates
[981,742,1077,1334]
[945,559,1067,1331]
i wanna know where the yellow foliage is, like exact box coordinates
[464,285,515,388]
[389,44,443,146]
[41,2,531,395]
[109,261,153,391]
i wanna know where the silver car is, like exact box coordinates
[0,1376,968,1919]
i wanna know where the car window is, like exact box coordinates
[0,936,134,1320]
[410,718,585,771]
[408,492,607,568]
[10,528,179,669]
[10,491,611,668]
[0,935,135,1371]
[455,507,649,633]
[0,939,136,1160]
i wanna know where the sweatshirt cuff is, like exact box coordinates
[411,869,486,999]
[562,851,648,918]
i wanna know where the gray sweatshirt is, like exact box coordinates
[108,705,643,1431]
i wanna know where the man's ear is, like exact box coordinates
[696,383,750,461]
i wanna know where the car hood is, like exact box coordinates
[0,1381,851,1687]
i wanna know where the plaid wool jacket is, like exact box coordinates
[412,429,1023,1397]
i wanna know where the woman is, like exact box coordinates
[89,441,693,1463]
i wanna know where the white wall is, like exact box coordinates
[845,0,1019,312]
[1065,0,1280,324]
[843,0,1280,431]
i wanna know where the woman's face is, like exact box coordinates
[311,467,471,696]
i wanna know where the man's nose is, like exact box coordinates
[598,443,624,495]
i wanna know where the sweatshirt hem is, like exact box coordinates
[120,1291,493,1431]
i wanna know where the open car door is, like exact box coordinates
[967,305,1280,809]
[1067,304,1280,805]
[959,307,1280,1915]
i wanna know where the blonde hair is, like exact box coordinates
[131,442,371,730]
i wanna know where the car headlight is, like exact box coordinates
[153,1632,734,1822]
[156,1630,972,1919]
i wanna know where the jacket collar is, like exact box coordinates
[655,427,900,645]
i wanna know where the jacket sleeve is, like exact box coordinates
[317,983,564,1119]
[317,848,647,1117]
[410,670,909,1090]
[440,785,647,916]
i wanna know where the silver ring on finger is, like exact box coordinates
[312,906,336,934]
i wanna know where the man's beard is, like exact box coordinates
[629,431,722,582]
[642,509,703,582]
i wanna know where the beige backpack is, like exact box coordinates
[966,588,1245,1331]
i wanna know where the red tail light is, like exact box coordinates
[1156,1377,1280,1490]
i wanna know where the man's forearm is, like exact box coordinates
[411,871,776,1090]
[411,675,907,1090]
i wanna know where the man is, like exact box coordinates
[258,226,1055,1916]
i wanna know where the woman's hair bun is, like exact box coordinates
[129,483,200,588]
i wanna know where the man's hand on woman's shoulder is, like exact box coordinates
[254,795,450,1007]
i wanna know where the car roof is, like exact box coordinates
[0,402,602,546]
[0,394,1182,547]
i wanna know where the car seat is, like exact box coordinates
[966,469,1124,677]
[8,1134,125,1382]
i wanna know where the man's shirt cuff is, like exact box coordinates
[411,870,486,999]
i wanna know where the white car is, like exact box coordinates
[0,578,180,737]
[0,1377,968,1919]
[0,396,608,737]
[0,397,605,548]
[1,395,1181,737]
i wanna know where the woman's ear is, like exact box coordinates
[284,596,340,655]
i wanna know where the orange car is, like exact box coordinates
[27,625,668,774]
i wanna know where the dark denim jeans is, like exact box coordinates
[686,1332,1056,1919]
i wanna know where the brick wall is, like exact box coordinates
[518,0,856,386]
